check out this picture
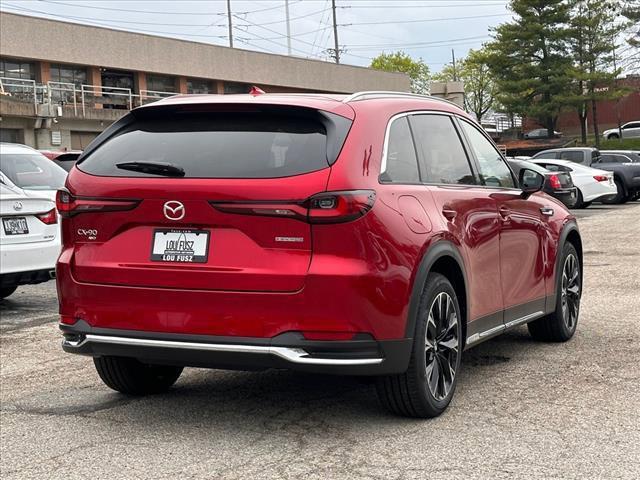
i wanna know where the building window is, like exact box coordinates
[146,74,176,93]
[187,78,213,94]
[0,58,35,80]
[49,63,87,87]
[224,82,251,94]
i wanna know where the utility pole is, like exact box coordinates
[285,0,292,55]
[331,0,340,64]
[451,49,457,81]
[227,0,233,48]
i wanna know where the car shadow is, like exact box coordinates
[13,327,541,425]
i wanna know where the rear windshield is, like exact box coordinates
[78,111,333,178]
[0,153,67,190]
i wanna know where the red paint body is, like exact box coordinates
[57,94,574,345]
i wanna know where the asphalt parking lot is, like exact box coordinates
[1,202,639,480]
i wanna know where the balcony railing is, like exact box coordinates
[0,77,180,117]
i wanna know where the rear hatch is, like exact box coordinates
[63,103,352,292]
[0,188,57,245]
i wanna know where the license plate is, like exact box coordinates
[151,229,209,263]
[2,217,29,235]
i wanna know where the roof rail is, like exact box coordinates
[342,90,462,109]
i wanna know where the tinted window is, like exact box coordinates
[624,122,640,129]
[0,153,67,190]
[381,117,420,184]
[559,151,584,163]
[598,154,627,164]
[460,120,515,188]
[410,115,475,185]
[535,163,572,173]
[534,151,557,159]
[79,112,334,178]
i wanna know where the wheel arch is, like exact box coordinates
[551,221,583,310]
[404,241,468,345]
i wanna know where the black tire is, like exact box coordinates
[572,190,589,209]
[607,133,619,139]
[376,273,463,418]
[93,356,183,395]
[0,286,17,299]
[601,179,627,204]
[528,243,581,342]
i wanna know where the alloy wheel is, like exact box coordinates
[425,292,459,401]
[561,253,580,330]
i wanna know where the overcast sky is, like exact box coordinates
[0,0,515,73]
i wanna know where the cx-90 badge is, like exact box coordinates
[163,201,185,221]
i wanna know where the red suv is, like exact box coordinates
[57,91,582,417]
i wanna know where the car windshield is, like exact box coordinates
[0,152,67,190]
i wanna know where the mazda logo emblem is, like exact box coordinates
[163,201,185,221]
[13,201,23,211]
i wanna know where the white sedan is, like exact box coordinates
[0,184,60,299]
[530,158,617,208]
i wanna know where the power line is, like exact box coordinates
[346,35,490,50]
[343,13,510,26]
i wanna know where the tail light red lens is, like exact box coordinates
[36,208,58,225]
[307,190,376,224]
[548,174,562,190]
[210,190,376,224]
[56,190,140,218]
[593,175,608,182]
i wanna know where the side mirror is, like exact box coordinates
[519,168,544,198]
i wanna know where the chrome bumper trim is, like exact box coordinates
[63,334,384,366]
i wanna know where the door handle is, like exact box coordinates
[498,206,511,219]
[540,207,554,216]
[442,208,457,221]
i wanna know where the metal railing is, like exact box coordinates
[139,89,176,105]
[80,84,134,115]
[0,77,43,111]
[47,81,78,116]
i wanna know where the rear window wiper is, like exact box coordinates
[115,161,185,177]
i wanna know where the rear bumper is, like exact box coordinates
[0,239,60,275]
[550,188,576,207]
[1,268,55,288]
[60,321,413,375]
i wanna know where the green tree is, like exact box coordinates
[621,1,640,74]
[569,0,626,147]
[370,51,430,94]
[433,49,497,123]
[485,0,574,137]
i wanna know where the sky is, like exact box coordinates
[0,0,515,74]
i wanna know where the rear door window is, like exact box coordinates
[410,114,476,185]
[559,151,584,163]
[534,152,558,159]
[78,110,343,178]
[380,116,420,184]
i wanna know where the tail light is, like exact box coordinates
[56,190,140,218]
[548,174,562,190]
[36,208,58,225]
[210,190,376,224]
[593,175,609,182]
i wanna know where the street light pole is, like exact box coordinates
[285,0,292,56]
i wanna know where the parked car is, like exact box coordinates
[524,128,562,139]
[40,150,83,172]
[532,147,640,204]
[57,91,583,418]
[529,158,616,208]
[507,159,577,208]
[0,143,68,200]
[0,183,59,299]
[599,150,640,163]
[602,121,640,140]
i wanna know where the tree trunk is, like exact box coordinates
[547,116,554,138]
[578,102,587,145]
[592,98,600,148]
